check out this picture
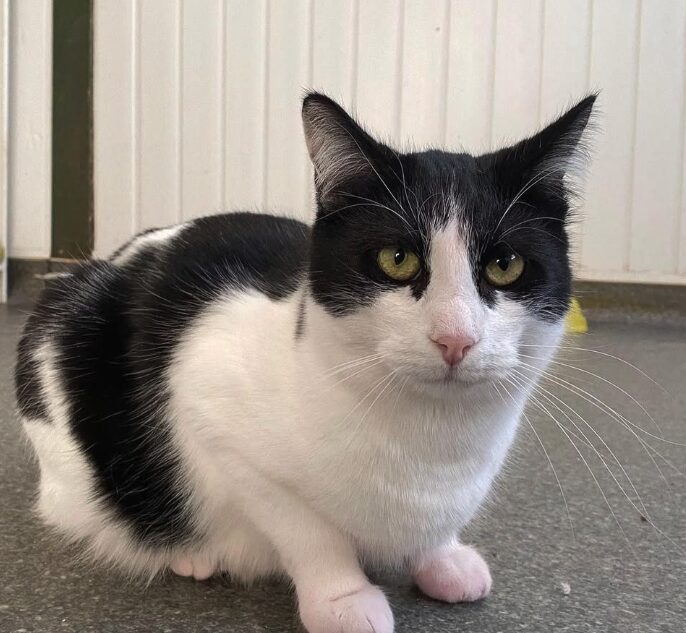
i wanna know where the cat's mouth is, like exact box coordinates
[416,361,517,388]
[421,368,494,387]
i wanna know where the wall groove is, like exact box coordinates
[626,0,642,272]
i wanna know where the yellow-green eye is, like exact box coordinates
[377,247,421,281]
[484,252,525,287]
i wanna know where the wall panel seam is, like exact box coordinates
[261,0,270,207]
[133,0,141,235]
[626,0,642,272]
[395,0,405,142]
[439,0,451,145]
[176,0,183,222]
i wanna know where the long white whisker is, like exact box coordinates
[336,192,415,232]
[516,369,683,552]
[519,361,684,448]
[499,378,575,538]
[519,343,667,393]
[519,353,663,435]
[337,124,407,214]
[322,359,386,393]
[322,353,385,377]
[508,372,633,549]
[494,166,561,233]
[343,370,399,448]
[499,215,565,239]
[513,369,654,525]
[516,362,681,489]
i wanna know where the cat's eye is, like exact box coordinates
[377,247,421,281]
[484,251,525,287]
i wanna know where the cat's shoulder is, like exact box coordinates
[153,211,311,300]
[179,212,311,274]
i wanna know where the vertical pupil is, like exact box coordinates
[497,256,510,271]
[394,249,406,265]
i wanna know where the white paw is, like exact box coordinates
[413,543,492,603]
[299,584,394,633]
[171,555,216,581]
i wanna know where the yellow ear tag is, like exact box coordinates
[565,298,588,334]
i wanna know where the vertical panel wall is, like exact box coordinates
[8,0,52,260]
[93,0,686,285]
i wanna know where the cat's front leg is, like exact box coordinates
[286,524,394,633]
[239,482,393,633]
[297,572,394,633]
[412,538,492,603]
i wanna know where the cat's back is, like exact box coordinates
[16,211,311,419]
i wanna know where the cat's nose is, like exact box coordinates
[431,334,476,366]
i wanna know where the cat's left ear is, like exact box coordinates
[487,94,597,205]
[302,92,389,205]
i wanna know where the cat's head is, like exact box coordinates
[302,93,595,390]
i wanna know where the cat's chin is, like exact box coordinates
[414,368,507,390]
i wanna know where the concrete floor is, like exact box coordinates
[1,303,684,633]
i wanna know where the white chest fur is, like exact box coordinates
[168,290,544,566]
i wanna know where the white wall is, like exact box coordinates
[7,0,52,260]
[89,0,685,285]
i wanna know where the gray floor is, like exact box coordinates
[1,303,684,633]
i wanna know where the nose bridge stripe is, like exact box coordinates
[427,219,483,337]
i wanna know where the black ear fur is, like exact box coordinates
[302,92,389,204]
[483,94,597,206]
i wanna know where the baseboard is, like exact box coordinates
[572,281,686,327]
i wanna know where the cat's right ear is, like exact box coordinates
[302,93,385,204]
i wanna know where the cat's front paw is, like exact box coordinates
[413,543,491,603]
[298,583,394,633]
[170,555,216,581]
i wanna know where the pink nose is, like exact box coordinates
[431,334,476,366]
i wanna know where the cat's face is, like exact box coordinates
[303,94,594,389]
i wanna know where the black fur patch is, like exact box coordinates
[15,213,310,546]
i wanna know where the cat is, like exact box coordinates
[16,92,595,633]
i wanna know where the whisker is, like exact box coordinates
[337,124,408,218]
[519,343,667,393]
[519,353,663,435]
[342,370,399,448]
[498,378,575,538]
[322,353,386,377]
[516,362,682,492]
[519,370,683,552]
[336,192,415,232]
[508,372,633,550]
[499,215,565,239]
[519,361,684,448]
[493,166,561,234]
[321,359,386,392]
[520,380,633,550]
[513,369,654,526]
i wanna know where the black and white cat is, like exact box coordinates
[16,93,594,633]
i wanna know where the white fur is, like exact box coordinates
[112,224,187,265]
[25,217,565,632]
